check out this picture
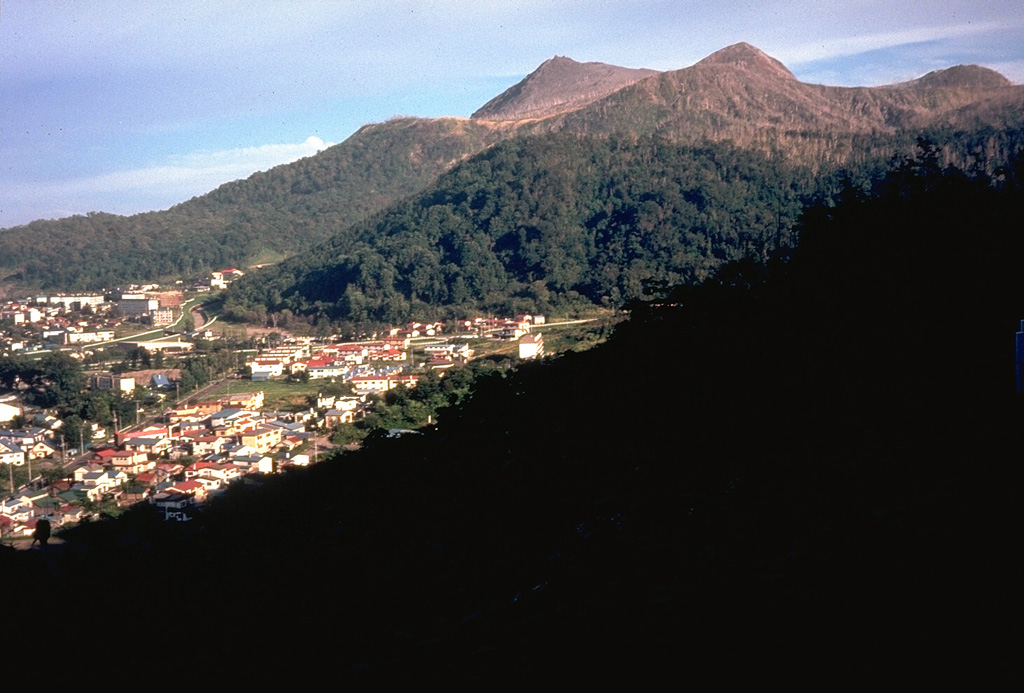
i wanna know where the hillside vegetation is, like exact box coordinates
[2,43,1021,305]
[0,118,498,291]
[222,135,817,330]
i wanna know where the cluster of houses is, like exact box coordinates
[1,308,555,536]
[246,322,473,386]
[0,415,87,537]
[0,405,71,468]
[0,387,370,534]
[1,294,123,354]
[0,289,186,355]
[244,314,550,384]
[458,315,546,360]
[1,269,249,356]
[248,336,411,382]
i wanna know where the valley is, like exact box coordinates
[1,41,1021,681]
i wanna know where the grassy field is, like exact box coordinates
[204,378,323,411]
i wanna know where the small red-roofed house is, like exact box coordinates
[167,479,206,501]
[183,461,218,480]
[90,448,119,465]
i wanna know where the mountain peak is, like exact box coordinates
[472,57,658,121]
[539,55,581,68]
[895,64,1013,90]
[695,42,796,80]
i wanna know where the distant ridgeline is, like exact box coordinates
[0,118,499,292]
[2,42,1022,326]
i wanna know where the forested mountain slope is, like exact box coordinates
[3,43,1020,299]
[0,118,499,291]
[221,44,1024,328]
[222,135,816,330]
[224,120,1024,331]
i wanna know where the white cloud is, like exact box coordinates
[98,136,334,193]
[779,21,1004,66]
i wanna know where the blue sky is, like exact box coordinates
[2,0,1022,229]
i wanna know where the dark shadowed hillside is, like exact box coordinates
[4,156,1021,681]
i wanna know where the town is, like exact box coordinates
[0,269,554,542]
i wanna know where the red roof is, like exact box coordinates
[185,461,217,471]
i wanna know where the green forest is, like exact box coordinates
[222,126,1024,332]
[221,135,818,329]
[0,118,497,291]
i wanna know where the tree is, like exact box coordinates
[60,415,85,454]
[40,465,70,486]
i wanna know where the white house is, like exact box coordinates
[0,438,25,466]
[518,332,544,360]
[0,401,22,423]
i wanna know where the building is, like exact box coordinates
[0,438,25,466]
[117,338,193,354]
[249,358,285,381]
[90,374,136,392]
[151,307,176,326]
[117,296,160,316]
[210,269,245,289]
[518,332,544,359]
[0,401,22,423]
[65,329,115,344]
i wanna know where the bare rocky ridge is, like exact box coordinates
[469,42,1021,165]
[509,43,1023,165]
[693,41,796,81]
[472,56,658,121]
[890,64,1014,90]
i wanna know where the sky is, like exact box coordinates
[2,0,1023,229]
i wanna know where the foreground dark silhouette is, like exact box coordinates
[3,152,1021,681]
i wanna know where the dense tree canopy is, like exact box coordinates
[224,135,818,326]
[223,125,1024,330]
